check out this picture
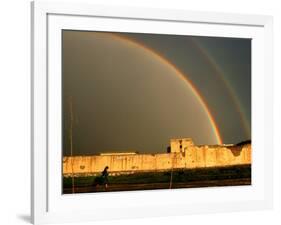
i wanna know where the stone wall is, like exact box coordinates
[63,138,251,176]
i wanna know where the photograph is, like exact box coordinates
[62,30,252,194]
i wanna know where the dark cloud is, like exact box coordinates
[62,31,251,156]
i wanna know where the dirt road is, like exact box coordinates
[63,178,251,194]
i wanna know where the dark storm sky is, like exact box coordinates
[62,30,251,156]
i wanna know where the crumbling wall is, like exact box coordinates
[183,144,251,169]
[63,143,252,176]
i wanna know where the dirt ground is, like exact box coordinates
[63,178,251,194]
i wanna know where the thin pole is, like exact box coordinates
[169,153,175,189]
[69,97,75,194]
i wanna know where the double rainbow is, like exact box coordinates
[108,33,223,144]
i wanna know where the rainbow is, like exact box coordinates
[105,33,223,144]
[190,38,250,138]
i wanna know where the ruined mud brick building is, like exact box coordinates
[63,138,251,176]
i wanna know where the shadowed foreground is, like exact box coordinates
[63,165,251,194]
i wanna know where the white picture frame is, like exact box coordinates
[31,1,273,224]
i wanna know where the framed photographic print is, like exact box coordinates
[31,1,273,224]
